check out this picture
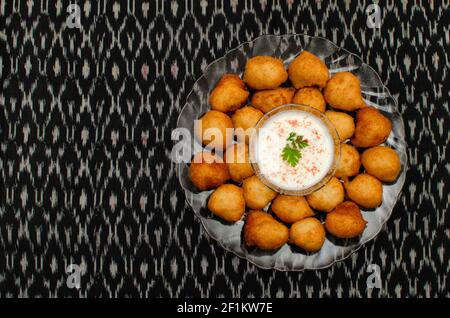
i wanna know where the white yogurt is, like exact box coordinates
[253,109,335,191]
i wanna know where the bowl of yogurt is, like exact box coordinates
[250,104,340,196]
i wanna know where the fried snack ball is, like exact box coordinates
[244,210,289,250]
[209,74,249,113]
[271,195,315,223]
[351,107,392,148]
[196,110,233,150]
[361,146,401,182]
[292,87,326,112]
[242,175,277,209]
[225,143,254,183]
[306,177,344,212]
[289,218,326,252]
[325,201,367,238]
[325,110,355,141]
[335,143,361,178]
[231,106,264,144]
[344,174,383,209]
[189,152,229,190]
[207,184,245,222]
[323,72,366,111]
[243,56,288,90]
[251,87,295,113]
[288,50,329,89]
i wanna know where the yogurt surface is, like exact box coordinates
[253,109,335,192]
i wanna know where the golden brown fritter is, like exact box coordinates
[243,56,288,90]
[325,201,367,238]
[196,110,234,150]
[323,72,366,111]
[207,184,245,222]
[242,175,277,209]
[225,143,254,183]
[251,87,295,113]
[306,177,344,212]
[325,110,355,141]
[289,217,326,252]
[288,51,329,89]
[292,87,326,112]
[335,143,361,178]
[271,195,315,224]
[209,74,249,113]
[244,210,289,250]
[351,107,392,148]
[361,146,401,182]
[189,152,229,190]
[344,173,383,209]
[231,106,264,144]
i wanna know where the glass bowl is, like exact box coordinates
[250,104,341,196]
[174,34,407,271]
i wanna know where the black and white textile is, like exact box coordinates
[0,0,448,297]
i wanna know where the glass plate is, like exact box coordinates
[174,34,407,271]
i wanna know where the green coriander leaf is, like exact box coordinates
[294,135,309,149]
[282,145,301,167]
[287,132,297,142]
[281,132,309,167]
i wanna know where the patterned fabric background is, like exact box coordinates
[0,0,448,297]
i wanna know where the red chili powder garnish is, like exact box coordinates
[312,129,322,140]
[310,166,319,176]
[288,119,298,127]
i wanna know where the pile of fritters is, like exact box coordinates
[189,50,401,253]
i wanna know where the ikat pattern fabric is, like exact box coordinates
[0,0,449,297]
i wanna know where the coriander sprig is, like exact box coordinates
[282,132,309,167]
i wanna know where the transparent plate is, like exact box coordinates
[175,34,407,271]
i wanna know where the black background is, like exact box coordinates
[0,0,448,297]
